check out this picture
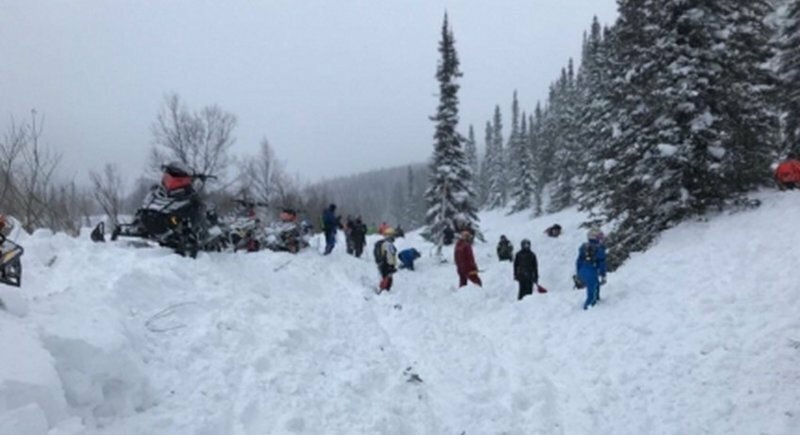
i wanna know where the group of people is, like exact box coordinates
[494,226,608,309]
[324,203,607,309]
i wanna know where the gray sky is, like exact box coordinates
[0,0,618,185]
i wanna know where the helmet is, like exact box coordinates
[462,231,473,240]
[521,239,531,249]
[587,227,604,241]
[384,227,396,237]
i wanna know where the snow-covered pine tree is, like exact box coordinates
[548,60,580,212]
[575,17,617,217]
[479,120,493,205]
[424,13,480,244]
[781,0,800,153]
[485,105,507,209]
[506,91,522,181]
[589,0,668,268]
[465,124,479,181]
[402,166,420,229]
[509,111,536,212]
[715,0,780,193]
[529,107,544,215]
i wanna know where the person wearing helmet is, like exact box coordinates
[497,235,513,262]
[576,227,607,310]
[454,231,482,288]
[514,239,539,300]
[376,228,398,292]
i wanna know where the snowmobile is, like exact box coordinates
[0,233,23,287]
[263,209,310,254]
[222,199,269,252]
[93,162,226,258]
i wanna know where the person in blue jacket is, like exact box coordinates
[322,204,340,255]
[398,248,421,271]
[576,228,607,310]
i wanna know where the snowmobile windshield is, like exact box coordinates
[162,172,192,192]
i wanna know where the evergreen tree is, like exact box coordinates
[529,107,544,216]
[402,166,421,229]
[424,14,480,244]
[510,112,536,212]
[465,124,479,186]
[548,60,580,212]
[479,120,493,205]
[485,105,507,209]
[781,0,800,153]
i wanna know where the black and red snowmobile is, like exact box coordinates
[92,162,226,258]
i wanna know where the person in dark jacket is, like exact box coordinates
[454,231,482,287]
[322,204,339,255]
[398,248,421,271]
[442,225,455,246]
[497,235,513,262]
[514,239,539,300]
[576,228,607,310]
[350,217,367,258]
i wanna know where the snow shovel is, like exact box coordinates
[535,284,548,294]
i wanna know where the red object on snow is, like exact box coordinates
[775,160,800,184]
[162,173,192,191]
[536,284,548,293]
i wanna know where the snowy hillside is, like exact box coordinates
[1,191,799,434]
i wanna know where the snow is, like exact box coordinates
[1,191,799,433]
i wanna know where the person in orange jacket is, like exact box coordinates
[775,153,800,190]
[454,231,482,288]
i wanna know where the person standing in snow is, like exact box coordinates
[775,153,800,190]
[398,248,421,271]
[344,215,355,255]
[576,228,607,310]
[514,239,539,300]
[455,231,482,288]
[350,217,367,258]
[442,225,455,246]
[375,228,398,292]
[322,204,340,255]
[497,235,513,262]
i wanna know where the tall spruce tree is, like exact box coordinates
[781,0,800,153]
[465,124,479,184]
[548,60,580,212]
[485,105,507,209]
[424,13,480,244]
[510,111,536,212]
[479,120,493,205]
[530,107,545,215]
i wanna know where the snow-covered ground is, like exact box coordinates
[2,190,799,434]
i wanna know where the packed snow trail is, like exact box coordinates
[1,190,799,434]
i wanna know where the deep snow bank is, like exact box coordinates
[0,190,798,434]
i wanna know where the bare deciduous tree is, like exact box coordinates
[90,163,125,227]
[150,94,236,179]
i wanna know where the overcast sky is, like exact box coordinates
[0,0,618,185]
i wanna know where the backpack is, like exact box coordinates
[373,240,386,264]
[583,242,597,264]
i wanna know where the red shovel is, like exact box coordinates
[536,284,548,294]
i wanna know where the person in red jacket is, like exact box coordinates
[454,231,482,288]
[775,153,800,190]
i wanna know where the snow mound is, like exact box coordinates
[0,190,798,434]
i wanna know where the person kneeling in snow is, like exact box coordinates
[514,239,539,300]
[398,248,421,271]
[576,228,607,310]
[455,231,482,288]
[497,235,513,262]
[374,228,398,293]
